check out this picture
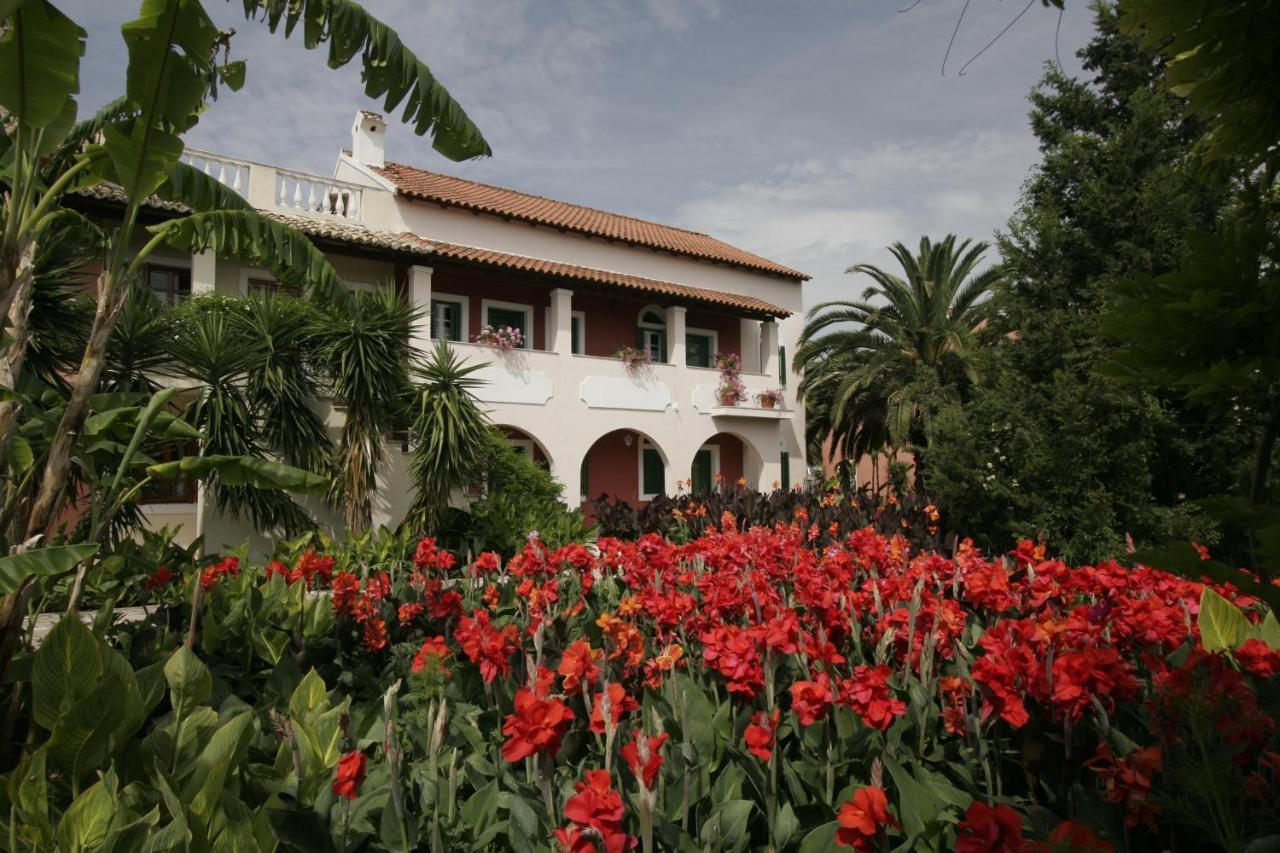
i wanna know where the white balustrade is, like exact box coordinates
[180,149,251,196]
[180,148,365,222]
[274,167,364,221]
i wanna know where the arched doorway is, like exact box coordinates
[496,425,552,470]
[689,432,765,494]
[579,428,668,508]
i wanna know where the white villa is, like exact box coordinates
[77,111,809,548]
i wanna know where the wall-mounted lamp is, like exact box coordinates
[624,433,634,447]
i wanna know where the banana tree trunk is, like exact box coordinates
[26,268,129,538]
[0,268,130,689]
[0,252,39,468]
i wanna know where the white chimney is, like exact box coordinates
[351,109,387,168]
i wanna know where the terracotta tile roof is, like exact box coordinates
[403,234,790,318]
[371,161,808,281]
[71,184,790,317]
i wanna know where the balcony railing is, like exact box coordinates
[180,148,366,223]
[442,339,786,416]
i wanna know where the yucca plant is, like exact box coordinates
[311,285,419,533]
[405,340,491,532]
[167,297,314,534]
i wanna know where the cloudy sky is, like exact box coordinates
[64,1,1098,307]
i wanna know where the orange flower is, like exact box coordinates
[410,635,451,674]
[558,639,603,692]
[589,682,638,734]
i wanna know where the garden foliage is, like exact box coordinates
[4,519,1278,850]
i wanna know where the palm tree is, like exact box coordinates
[797,234,1002,483]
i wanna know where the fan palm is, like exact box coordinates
[311,286,419,533]
[797,234,1002,479]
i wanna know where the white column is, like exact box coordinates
[550,288,574,356]
[760,320,780,381]
[191,250,217,295]
[246,163,278,210]
[665,305,687,366]
[556,451,583,507]
[408,265,433,352]
[739,318,761,373]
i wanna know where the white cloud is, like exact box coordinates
[674,130,1033,306]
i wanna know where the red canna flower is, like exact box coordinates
[331,571,361,616]
[144,567,175,591]
[501,687,575,762]
[332,750,367,799]
[1022,820,1114,852]
[835,785,898,850]
[1087,743,1161,830]
[410,635,451,674]
[1236,638,1280,679]
[789,673,833,726]
[837,665,906,731]
[456,610,520,684]
[398,601,425,625]
[555,769,633,853]
[589,682,638,734]
[620,730,668,789]
[744,708,779,761]
[955,801,1023,853]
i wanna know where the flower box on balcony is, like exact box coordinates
[474,324,524,351]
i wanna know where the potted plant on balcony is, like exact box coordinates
[715,352,746,406]
[614,345,651,373]
[474,324,524,351]
[756,388,784,409]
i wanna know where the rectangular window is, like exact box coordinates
[691,448,714,495]
[431,299,464,341]
[778,345,787,386]
[686,333,714,368]
[580,457,590,499]
[571,314,584,355]
[637,328,666,363]
[780,451,791,490]
[147,265,191,306]
[641,447,664,499]
[487,306,527,335]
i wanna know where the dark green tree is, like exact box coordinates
[926,4,1241,561]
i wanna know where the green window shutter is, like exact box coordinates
[642,447,664,496]
[691,449,713,495]
[571,316,582,354]
[686,334,712,367]
[780,451,790,489]
[580,457,589,498]
[778,345,787,386]
[431,300,462,341]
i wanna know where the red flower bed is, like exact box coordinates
[222,520,1280,849]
